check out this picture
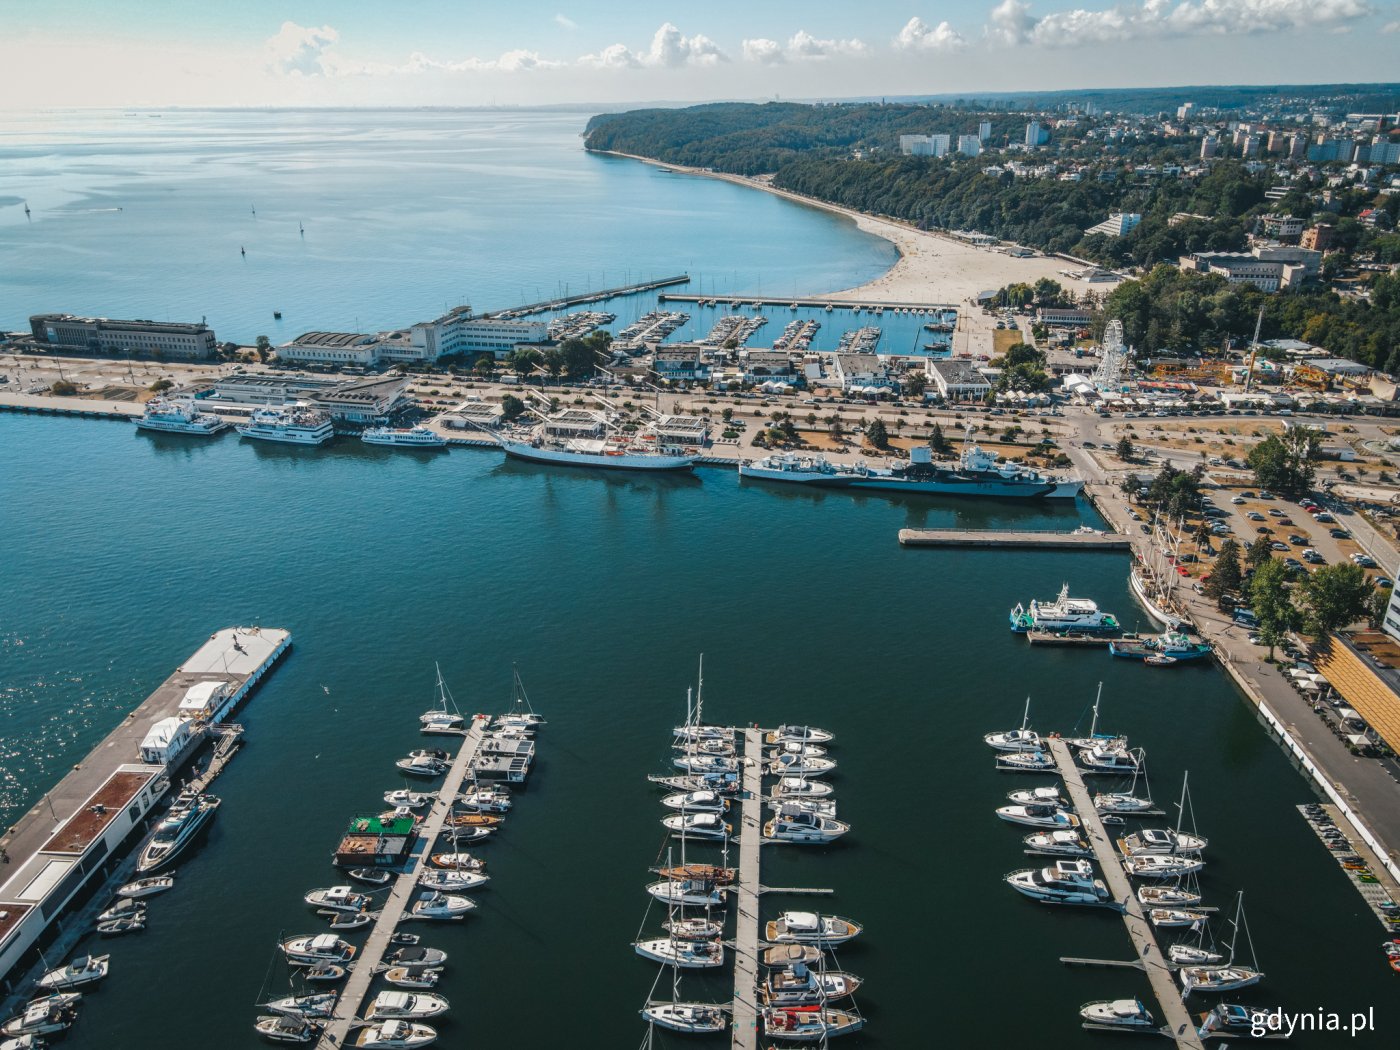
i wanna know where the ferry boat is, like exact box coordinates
[136,792,221,873]
[1010,584,1120,633]
[236,406,335,446]
[739,439,1082,500]
[134,397,228,435]
[362,426,446,449]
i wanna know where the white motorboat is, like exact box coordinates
[763,962,862,1005]
[254,1014,323,1044]
[97,898,145,923]
[771,776,833,799]
[634,936,725,969]
[281,934,356,965]
[766,740,828,760]
[347,868,394,887]
[2,995,81,1037]
[648,879,726,907]
[1150,907,1210,928]
[327,912,372,931]
[384,967,441,990]
[365,991,450,1020]
[661,790,729,813]
[387,946,448,969]
[304,886,373,914]
[396,751,448,777]
[1080,1000,1154,1029]
[1094,792,1154,814]
[409,892,475,921]
[383,790,434,810]
[237,406,334,446]
[419,663,465,734]
[428,852,485,872]
[1007,787,1068,808]
[764,912,862,947]
[662,812,731,840]
[116,876,175,899]
[1138,885,1202,907]
[1078,745,1143,775]
[763,1005,865,1041]
[639,1003,727,1034]
[263,993,337,1019]
[673,753,738,775]
[996,804,1080,830]
[353,1019,437,1048]
[1,1035,44,1050]
[36,955,108,991]
[1118,828,1208,857]
[301,963,348,983]
[768,753,836,777]
[457,784,512,813]
[1122,854,1205,880]
[764,807,849,844]
[765,797,837,819]
[996,751,1056,773]
[419,869,488,892]
[765,725,833,745]
[650,771,742,795]
[1005,859,1112,906]
[1024,830,1090,856]
[663,917,725,941]
[679,737,735,757]
[137,791,220,873]
[442,825,494,846]
[672,724,734,744]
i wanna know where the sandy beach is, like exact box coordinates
[601,151,1122,306]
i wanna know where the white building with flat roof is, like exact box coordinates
[29,314,218,359]
[405,305,549,362]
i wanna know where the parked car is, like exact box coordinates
[1329,528,1350,539]
[1247,511,1266,521]
[1259,491,1274,499]
[1316,513,1336,523]
[1231,496,1246,505]
[1268,508,1284,517]
[1377,577,1394,589]
[1271,541,1290,551]
[1256,526,1274,534]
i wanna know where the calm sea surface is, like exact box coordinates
[1,110,1394,1049]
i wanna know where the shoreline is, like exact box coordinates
[594,149,1121,306]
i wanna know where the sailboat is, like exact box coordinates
[419,664,465,735]
[984,696,1043,752]
[1178,891,1263,993]
[1064,683,1127,751]
[1093,748,1154,817]
[637,897,726,1033]
[493,666,544,732]
[1117,771,1208,856]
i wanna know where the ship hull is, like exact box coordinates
[739,464,1081,499]
[1129,570,1176,627]
[362,436,446,449]
[237,427,333,446]
[135,418,228,435]
[502,441,696,471]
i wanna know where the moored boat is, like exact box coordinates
[281,934,356,965]
[135,396,230,435]
[352,1019,438,1048]
[1080,999,1154,1029]
[1,994,81,1038]
[409,892,475,921]
[763,962,862,1005]
[764,912,862,947]
[763,1004,865,1041]
[633,936,725,969]
[137,791,220,873]
[364,991,450,1020]
[363,426,447,450]
[255,1013,323,1044]
[639,1002,727,1034]
[36,955,108,991]
[764,806,849,844]
[304,886,373,913]
[996,803,1080,830]
[662,812,731,840]
[263,993,338,1019]
[1005,859,1112,907]
[117,876,175,899]
[1011,584,1119,633]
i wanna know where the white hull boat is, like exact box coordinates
[764,912,862,947]
[764,808,849,844]
[37,955,108,991]
[384,968,441,990]
[409,892,475,921]
[1123,854,1205,880]
[663,917,725,941]
[352,1019,438,1048]
[1007,787,1068,808]
[763,963,862,1005]
[1005,860,1112,907]
[1179,965,1264,995]
[1150,907,1211,928]
[384,790,433,810]
[281,934,356,965]
[661,790,729,813]
[2,994,82,1038]
[305,887,373,914]
[984,729,1043,752]
[766,797,837,819]
[419,870,488,892]
[766,725,833,745]
[1024,830,1090,856]
[647,880,726,907]
[1118,828,1208,856]
[117,876,174,899]
[767,741,828,760]
[255,1014,323,1044]
[768,754,835,777]
[634,937,725,969]
[1094,792,1154,814]
[639,1003,726,1034]
[996,751,1056,773]
[1080,999,1154,1029]
[264,993,337,1019]
[1167,944,1223,965]
[772,776,833,799]
[1138,885,1202,907]
[763,1006,864,1042]
[996,804,1079,830]
[428,852,485,872]
[662,812,731,840]
[365,992,450,1021]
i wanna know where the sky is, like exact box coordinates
[3,0,1398,109]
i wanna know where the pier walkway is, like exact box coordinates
[659,293,956,312]
[489,275,690,318]
[1046,738,1203,1050]
[319,715,489,1048]
[899,528,1131,550]
[731,727,763,1050]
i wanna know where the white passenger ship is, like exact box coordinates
[362,426,447,449]
[135,397,229,435]
[236,407,335,446]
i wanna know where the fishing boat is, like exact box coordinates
[352,1019,438,1048]
[36,955,108,991]
[763,962,862,1005]
[364,992,450,1020]
[662,812,731,840]
[1024,830,1091,856]
[765,725,833,745]
[137,791,220,873]
[419,664,464,734]
[1010,584,1119,633]
[1123,854,1205,880]
[254,1014,323,1044]
[771,776,833,800]
[347,868,394,887]
[236,406,335,446]
[117,875,175,899]
[995,803,1080,830]
[764,807,850,844]
[661,790,730,813]
[764,912,862,947]
[409,892,475,921]
[362,426,447,450]
[304,886,373,913]
[996,751,1057,773]
[1178,892,1263,995]
[1150,908,1211,928]
[1007,787,1068,808]
[634,936,725,969]
[263,993,338,1019]
[419,869,488,892]
[384,968,441,989]
[135,397,228,435]
[428,853,486,872]
[763,1005,865,1041]
[1080,1000,1154,1029]
[384,790,433,810]
[1005,859,1112,906]
[281,934,356,965]
[768,753,836,778]
[1,995,81,1038]
[396,750,449,777]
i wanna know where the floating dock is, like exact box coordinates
[318,715,490,1048]
[731,727,763,1050]
[0,626,291,991]
[1046,738,1205,1050]
[900,528,1132,550]
[1025,630,1118,647]
[1298,804,1400,932]
[489,275,690,318]
[659,293,956,312]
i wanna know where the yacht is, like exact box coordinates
[1150,908,1211,928]
[655,863,735,885]
[1168,944,1224,965]
[639,1003,727,1034]
[419,664,464,734]
[384,968,441,990]
[1095,792,1155,815]
[647,879,726,908]
[441,825,493,846]
[762,945,824,969]
[763,963,862,1005]
[1077,745,1143,775]
[1080,1000,1155,1029]
[1007,787,1068,808]
[672,723,734,744]
[650,771,742,795]
[662,812,731,840]
[36,955,108,991]
[764,912,862,947]
[762,1005,865,1041]
[996,751,1056,773]
[1024,830,1091,856]
[1118,828,1208,857]
[764,807,850,844]
[263,993,338,1019]
[254,1014,323,1044]
[634,936,725,969]
[457,784,512,813]
[768,753,836,778]
[236,406,335,446]
[680,737,735,758]
[1139,885,1202,907]
[661,790,729,813]
[765,725,833,745]
[96,914,145,936]
[362,426,447,449]
[673,753,738,776]
[305,886,373,914]
[1123,854,1205,879]
[383,790,433,810]
[771,776,833,799]
[765,797,837,819]
[387,946,448,969]
[1198,1003,1282,1036]
[97,899,144,924]
[396,750,449,777]
[1010,584,1119,633]
[137,792,221,873]
[996,803,1080,830]
[301,963,348,983]
[767,741,827,761]
[364,992,450,1020]
[326,912,372,931]
[663,916,725,941]
[347,868,394,887]
[1005,860,1112,906]
[116,876,174,899]
[984,728,1042,752]
[352,1020,438,1048]
[281,934,356,965]
[419,869,488,892]
[1179,963,1264,994]
[410,892,475,921]
[2,995,82,1038]
[446,812,501,830]
[135,397,228,435]
[427,852,485,872]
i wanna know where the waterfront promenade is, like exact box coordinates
[730,728,763,1050]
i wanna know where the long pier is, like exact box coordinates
[489,275,691,318]
[659,293,956,312]
[318,715,490,1048]
[731,727,763,1050]
[899,528,1132,550]
[1046,738,1204,1050]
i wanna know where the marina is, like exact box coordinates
[731,727,762,1050]
[658,293,956,312]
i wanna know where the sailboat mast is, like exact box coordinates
[1020,695,1030,734]
[695,653,704,726]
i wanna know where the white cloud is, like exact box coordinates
[1380,18,1400,31]
[264,21,340,76]
[581,22,728,69]
[741,38,785,63]
[554,14,577,30]
[895,16,969,51]
[741,30,869,63]
[402,48,565,74]
[986,0,1373,48]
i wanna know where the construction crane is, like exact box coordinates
[1242,306,1264,393]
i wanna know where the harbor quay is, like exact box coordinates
[0,627,290,996]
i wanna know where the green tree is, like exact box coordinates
[1205,538,1243,602]
[50,379,77,396]
[500,394,526,422]
[1249,558,1299,660]
[541,348,565,378]
[560,333,606,378]
[473,355,495,377]
[721,407,734,422]
[1247,426,1321,497]
[928,422,952,455]
[867,417,889,448]
[1369,585,1394,630]
[827,414,844,440]
[148,378,174,393]
[254,335,270,363]
[1116,436,1135,462]
[509,347,541,378]
[1246,534,1275,567]
[903,370,928,397]
[1298,562,1373,637]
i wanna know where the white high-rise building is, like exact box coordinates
[899,134,951,157]
[978,121,992,143]
[958,135,982,158]
[1024,121,1049,147]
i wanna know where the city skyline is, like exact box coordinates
[3,1,1399,109]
